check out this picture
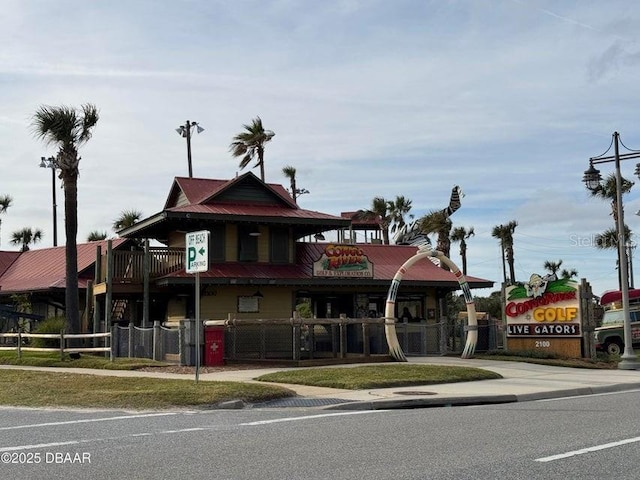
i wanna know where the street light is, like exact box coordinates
[39,156,58,247]
[583,131,640,370]
[175,120,204,178]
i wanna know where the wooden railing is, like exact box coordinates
[0,331,111,360]
[99,247,183,283]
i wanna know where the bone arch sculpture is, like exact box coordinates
[384,247,478,361]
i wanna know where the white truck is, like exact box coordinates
[594,289,640,355]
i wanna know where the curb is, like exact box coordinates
[324,394,518,410]
[321,382,640,410]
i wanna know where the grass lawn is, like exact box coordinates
[0,370,294,410]
[256,364,502,389]
[0,353,506,409]
[0,351,169,370]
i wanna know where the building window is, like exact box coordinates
[270,228,289,263]
[209,224,225,263]
[238,226,258,262]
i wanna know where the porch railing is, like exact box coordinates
[99,247,184,283]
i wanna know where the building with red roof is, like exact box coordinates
[0,172,493,349]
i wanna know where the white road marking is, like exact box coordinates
[0,412,179,431]
[240,410,387,426]
[535,436,640,462]
[0,440,84,452]
[0,411,387,452]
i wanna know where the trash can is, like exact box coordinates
[204,323,225,366]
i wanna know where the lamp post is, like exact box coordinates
[175,120,204,178]
[39,156,58,247]
[583,131,640,370]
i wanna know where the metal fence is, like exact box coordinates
[112,321,180,362]
[177,316,499,365]
[107,315,503,366]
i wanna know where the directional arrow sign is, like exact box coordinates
[185,230,210,273]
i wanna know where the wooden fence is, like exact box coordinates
[0,331,111,360]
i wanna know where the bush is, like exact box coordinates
[31,317,66,348]
[296,302,313,319]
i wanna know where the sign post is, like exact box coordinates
[185,230,209,383]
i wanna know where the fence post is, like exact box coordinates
[339,319,346,358]
[229,313,236,361]
[60,329,65,360]
[109,327,114,362]
[128,322,134,358]
[17,332,21,360]
[292,311,300,362]
[179,322,186,365]
[153,320,160,361]
[439,320,448,355]
[110,325,120,362]
[362,321,370,357]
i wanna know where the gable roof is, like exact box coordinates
[121,172,351,242]
[0,239,129,294]
[166,173,298,209]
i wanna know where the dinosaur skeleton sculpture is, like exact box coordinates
[385,185,477,360]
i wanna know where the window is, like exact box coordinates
[270,228,289,263]
[238,226,258,262]
[209,224,225,263]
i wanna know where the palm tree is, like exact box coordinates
[282,165,309,203]
[596,226,632,288]
[492,221,518,284]
[87,231,107,241]
[113,209,142,233]
[543,259,563,276]
[560,267,578,279]
[10,227,43,252]
[543,259,578,279]
[354,197,392,244]
[589,173,633,224]
[388,196,413,238]
[230,116,275,182]
[31,103,99,334]
[590,173,634,290]
[418,210,453,263]
[0,194,12,246]
[450,226,474,275]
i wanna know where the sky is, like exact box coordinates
[2,0,640,299]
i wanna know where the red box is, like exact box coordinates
[204,327,225,366]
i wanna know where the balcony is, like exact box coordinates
[97,247,184,285]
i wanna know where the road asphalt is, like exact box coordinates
[3,357,640,410]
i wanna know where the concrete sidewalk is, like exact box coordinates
[3,357,640,410]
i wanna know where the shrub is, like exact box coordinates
[296,302,313,319]
[31,317,66,348]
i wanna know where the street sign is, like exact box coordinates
[185,230,209,273]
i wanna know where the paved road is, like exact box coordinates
[2,388,640,479]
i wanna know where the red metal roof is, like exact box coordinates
[159,242,492,287]
[0,239,129,294]
[341,211,381,228]
[0,251,20,278]
[169,174,297,209]
[168,203,347,221]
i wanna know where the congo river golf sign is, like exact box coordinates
[504,274,581,337]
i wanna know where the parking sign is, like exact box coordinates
[185,230,209,273]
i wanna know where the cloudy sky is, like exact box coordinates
[2,0,640,298]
